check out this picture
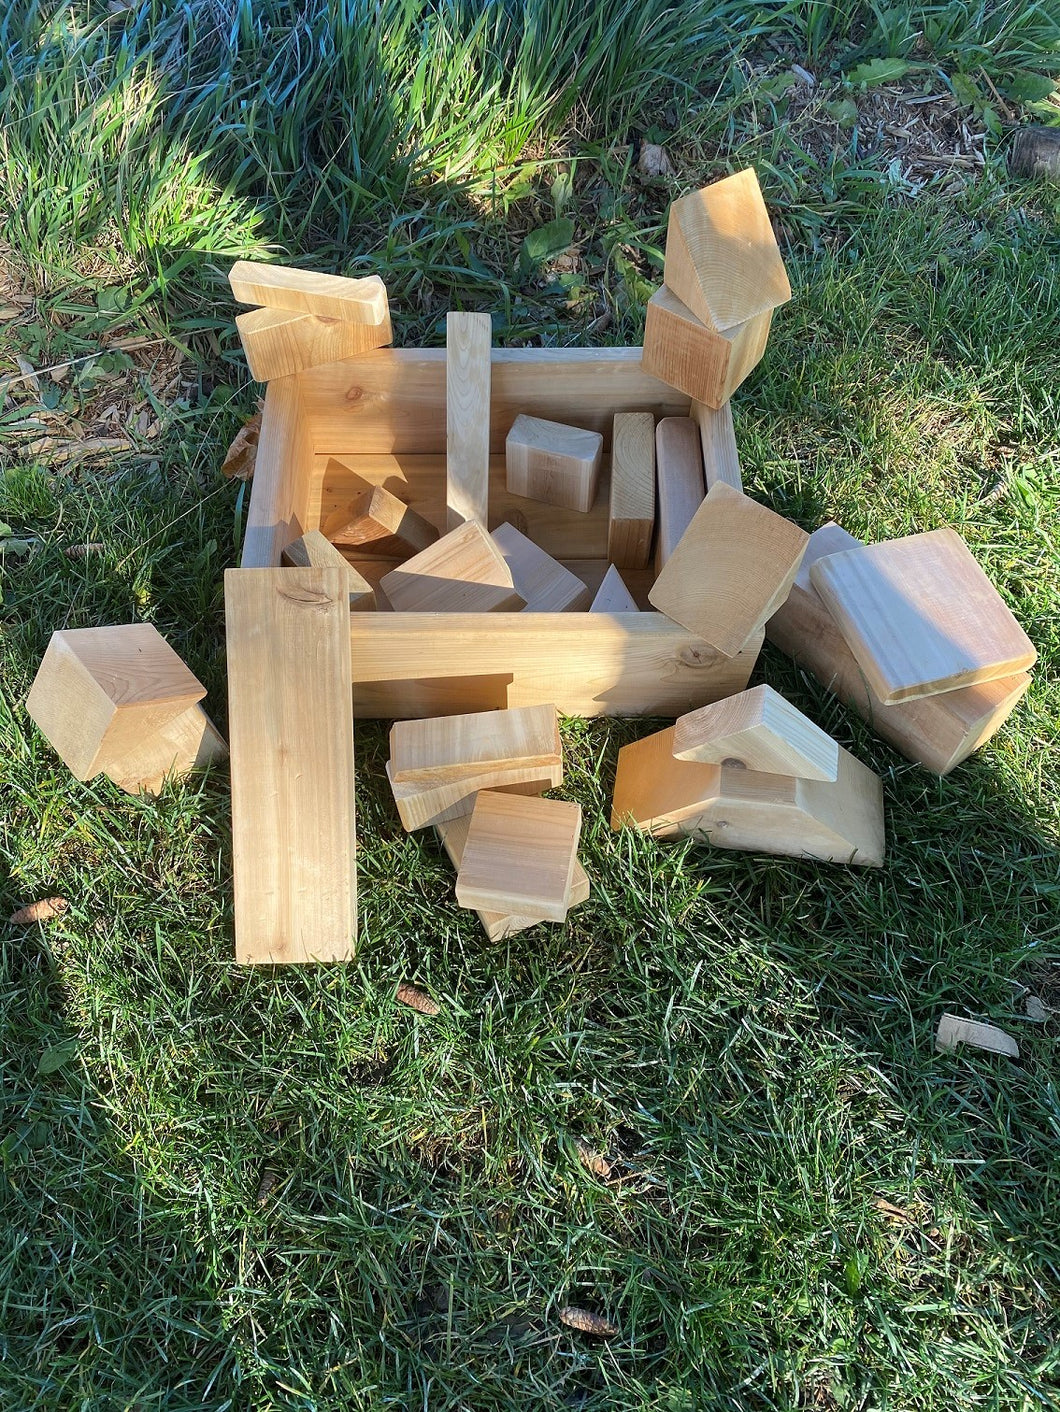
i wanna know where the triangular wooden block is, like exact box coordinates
[323,484,438,558]
[663,168,792,333]
[381,520,525,613]
[648,482,808,656]
[386,759,562,831]
[491,522,591,611]
[282,530,376,610]
[612,725,883,867]
[672,684,839,781]
[228,261,388,324]
[455,792,582,922]
[590,564,638,613]
[389,703,561,786]
[236,306,392,381]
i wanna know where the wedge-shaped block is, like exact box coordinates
[381,519,525,613]
[236,306,392,381]
[673,683,839,781]
[104,704,227,796]
[446,312,492,531]
[436,812,589,942]
[649,481,807,656]
[491,521,591,612]
[809,527,1037,705]
[456,792,582,922]
[612,726,884,867]
[389,703,561,786]
[766,522,1032,775]
[505,414,603,513]
[27,624,207,782]
[228,260,389,324]
[654,417,705,573]
[608,412,655,569]
[663,168,791,333]
[642,286,771,409]
[590,564,639,613]
[387,759,562,831]
[282,529,375,610]
[323,484,438,558]
[224,567,356,964]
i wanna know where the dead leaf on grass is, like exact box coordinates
[936,1013,1019,1057]
[396,981,440,1016]
[64,543,105,559]
[256,1167,283,1203]
[575,1138,612,1179]
[221,412,261,480]
[9,897,68,924]
[559,1306,620,1337]
[637,141,673,178]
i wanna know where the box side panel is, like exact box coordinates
[240,376,316,568]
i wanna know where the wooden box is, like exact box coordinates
[238,348,761,718]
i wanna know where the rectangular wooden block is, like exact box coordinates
[436,812,589,941]
[236,306,392,381]
[228,261,389,324]
[282,529,375,610]
[642,285,771,408]
[590,564,639,613]
[389,703,560,786]
[491,521,591,612]
[692,399,743,490]
[672,683,839,781]
[608,411,655,568]
[224,567,356,964]
[446,312,492,531]
[323,483,438,558]
[649,481,808,656]
[387,759,562,831]
[505,414,603,513]
[381,519,525,613]
[808,527,1037,704]
[104,704,227,797]
[455,792,582,922]
[26,624,207,782]
[654,417,705,573]
[766,522,1033,774]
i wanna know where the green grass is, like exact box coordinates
[2,1,1060,1407]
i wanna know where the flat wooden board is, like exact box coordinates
[654,418,705,572]
[446,312,492,530]
[809,527,1037,704]
[649,481,807,656]
[455,792,582,922]
[389,703,561,785]
[607,411,655,568]
[491,521,591,612]
[236,306,392,381]
[224,567,356,963]
[590,564,638,613]
[672,683,839,781]
[387,759,562,831]
[228,261,389,324]
[380,519,525,613]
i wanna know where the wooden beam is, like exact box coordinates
[491,521,591,612]
[654,418,705,573]
[387,760,562,831]
[389,703,561,786]
[323,483,439,558]
[236,306,392,381]
[590,564,639,613]
[228,261,389,324]
[446,312,492,531]
[672,683,839,781]
[642,285,771,408]
[241,375,316,568]
[380,519,525,613]
[224,567,356,964]
[607,412,655,568]
[282,529,375,610]
[455,792,582,922]
[505,414,603,513]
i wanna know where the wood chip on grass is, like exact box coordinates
[396,981,439,1016]
[936,1013,1019,1057]
[559,1307,620,1337]
[9,897,68,924]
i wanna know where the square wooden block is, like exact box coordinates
[26,624,206,781]
[323,483,438,557]
[642,285,771,408]
[672,683,839,781]
[505,414,603,513]
[808,527,1037,705]
[455,791,582,922]
[380,519,525,613]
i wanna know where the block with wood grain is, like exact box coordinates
[642,286,771,409]
[380,519,525,613]
[654,417,705,573]
[455,791,583,922]
[282,529,376,610]
[228,260,389,325]
[491,521,591,612]
[26,624,207,782]
[612,725,884,867]
[672,684,839,781]
[808,527,1037,705]
[323,483,439,558]
[389,703,560,786]
[446,312,492,531]
[505,414,603,513]
[236,306,392,381]
[691,399,742,491]
[607,411,655,568]
[766,521,1033,774]
[590,564,639,613]
[649,481,807,655]
[104,704,227,797]
[387,758,563,831]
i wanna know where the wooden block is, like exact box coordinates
[446,312,492,531]
[692,399,742,490]
[389,703,560,785]
[672,683,839,781]
[611,726,883,867]
[455,792,582,922]
[936,1014,1019,1058]
[224,567,356,964]
[236,306,392,381]
[608,412,655,568]
[663,168,791,333]
[26,625,207,782]
[654,418,705,573]
[282,529,375,610]
[387,759,562,831]
[766,522,1033,775]
[491,522,591,612]
[228,261,388,324]
[642,286,771,408]
[649,482,808,656]
[505,414,603,513]
[381,519,525,613]
[808,527,1037,705]
[436,812,589,941]
[590,564,638,613]
[323,484,439,558]
[104,704,227,796]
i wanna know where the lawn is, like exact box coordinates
[2,2,1060,1408]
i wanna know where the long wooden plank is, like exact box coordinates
[241,376,317,568]
[224,567,356,964]
[691,399,743,490]
[446,313,492,530]
[608,412,655,568]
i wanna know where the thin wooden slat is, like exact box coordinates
[691,399,743,491]
[224,567,356,964]
[491,522,591,612]
[672,683,839,781]
[607,411,655,568]
[241,375,316,568]
[236,306,392,381]
[389,703,560,785]
[228,261,389,324]
[455,792,582,923]
[654,418,705,573]
[446,312,492,530]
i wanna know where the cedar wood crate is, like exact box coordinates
[239,347,761,718]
